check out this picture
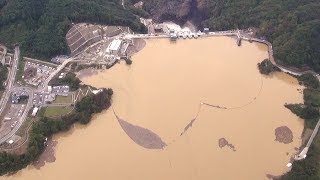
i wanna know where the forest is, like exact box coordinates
[49,72,81,91]
[0,64,7,90]
[283,73,320,179]
[0,0,145,60]
[200,0,320,72]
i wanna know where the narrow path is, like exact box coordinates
[121,0,125,9]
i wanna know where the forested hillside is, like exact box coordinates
[0,0,145,60]
[202,0,320,72]
[0,64,7,90]
[144,0,320,72]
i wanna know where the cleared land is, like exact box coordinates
[44,106,73,118]
[53,96,73,104]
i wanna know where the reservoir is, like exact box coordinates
[5,36,304,180]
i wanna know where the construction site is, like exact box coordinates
[66,23,134,67]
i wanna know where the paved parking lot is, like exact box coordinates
[33,92,45,106]
[0,104,26,138]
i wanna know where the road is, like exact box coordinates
[129,29,320,160]
[0,55,74,143]
[294,117,320,160]
[0,86,34,144]
[41,58,73,92]
[0,46,36,144]
[0,29,318,155]
[240,34,320,161]
[0,46,19,116]
[121,0,125,9]
[307,120,320,147]
[24,57,58,67]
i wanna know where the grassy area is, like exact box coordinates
[15,57,26,85]
[53,95,73,104]
[44,106,73,118]
[37,107,46,117]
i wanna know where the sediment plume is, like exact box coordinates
[32,139,57,169]
[113,110,167,149]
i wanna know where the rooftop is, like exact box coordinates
[108,39,122,51]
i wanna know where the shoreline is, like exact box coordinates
[32,138,57,169]
[79,36,298,179]
[2,35,311,178]
[0,88,113,176]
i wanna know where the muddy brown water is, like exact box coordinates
[4,37,304,180]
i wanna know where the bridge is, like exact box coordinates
[294,119,320,160]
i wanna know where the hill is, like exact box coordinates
[0,0,146,60]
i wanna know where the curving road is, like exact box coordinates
[41,58,73,92]
[239,34,320,161]
[0,45,36,144]
[0,86,34,144]
[0,29,318,158]
[0,46,19,116]
[129,29,320,160]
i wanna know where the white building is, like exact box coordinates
[31,107,39,116]
[47,86,52,93]
[106,39,122,55]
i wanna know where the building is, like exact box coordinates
[58,72,65,79]
[154,25,163,33]
[51,55,69,64]
[24,67,37,79]
[204,28,209,34]
[106,39,122,55]
[44,94,56,103]
[52,86,69,96]
[47,86,52,93]
[170,33,178,41]
[4,56,11,66]
[31,107,39,116]
[11,94,20,104]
